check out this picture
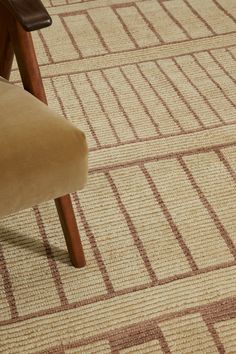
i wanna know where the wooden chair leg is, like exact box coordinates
[4,11,86,267]
[0,7,14,79]
[55,197,86,268]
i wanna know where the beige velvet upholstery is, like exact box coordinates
[0,77,88,217]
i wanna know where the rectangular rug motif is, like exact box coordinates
[1,0,236,352]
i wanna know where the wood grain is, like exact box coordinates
[0,0,52,31]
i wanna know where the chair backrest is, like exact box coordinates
[0,0,52,31]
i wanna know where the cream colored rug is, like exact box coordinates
[1,0,236,352]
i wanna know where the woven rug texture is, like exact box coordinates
[1,0,236,352]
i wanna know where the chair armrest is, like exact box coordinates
[0,0,52,31]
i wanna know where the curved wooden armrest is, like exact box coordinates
[0,0,52,31]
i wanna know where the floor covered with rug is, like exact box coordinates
[1,0,236,352]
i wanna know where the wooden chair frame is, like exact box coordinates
[0,0,86,268]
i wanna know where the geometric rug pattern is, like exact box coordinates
[1,0,236,352]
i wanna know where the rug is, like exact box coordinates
[1,0,236,352]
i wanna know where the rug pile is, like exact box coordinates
[1,0,236,352]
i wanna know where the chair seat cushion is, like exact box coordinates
[0,77,88,217]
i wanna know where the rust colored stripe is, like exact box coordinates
[0,261,235,327]
[72,192,115,293]
[133,3,164,43]
[201,281,236,353]
[0,283,150,327]
[34,296,236,354]
[112,2,136,9]
[68,75,102,148]
[112,7,139,49]
[155,60,205,129]
[212,0,236,24]
[12,40,236,75]
[172,56,224,125]
[202,316,225,354]
[110,349,119,354]
[89,137,137,151]
[141,164,198,271]
[137,63,185,133]
[36,346,65,354]
[202,296,236,324]
[0,243,18,319]
[59,15,84,59]
[160,0,191,39]
[88,120,236,153]
[38,30,54,64]
[178,156,236,260]
[105,171,158,284]
[61,9,88,17]
[159,260,236,285]
[85,72,121,143]
[33,206,69,306]
[101,69,140,140]
[192,53,236,110]
[87,129,194,151]
[89,141,236,175]
[109,321,159,351]
[215,148,236,189]
[182,0,216,35]
[86,13,111,53]
[109,320,171,353]
[158,326,172,354]
[119,67,162,137]
[50,77,68,119]
[210,50,236,84]
[226,48,236,61]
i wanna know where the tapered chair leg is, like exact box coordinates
[55,196,86,268]
[0,9,14,79]
[3,8,86,267]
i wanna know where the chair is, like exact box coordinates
[0,0,88,268]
